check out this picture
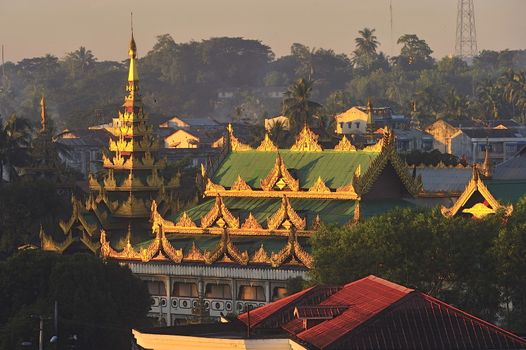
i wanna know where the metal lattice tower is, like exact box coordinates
[455,0,478,58]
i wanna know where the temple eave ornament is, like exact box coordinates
[441,166,513,218]
[290,124,322,152]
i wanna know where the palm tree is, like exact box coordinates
[477,80,504,120]
[282,78,322,132]
[352,28,379,72]
[443,89,468,119]
[64,46,96,78]
[268,120,289,148]
[500,70,526,120]
[0,114,32,184]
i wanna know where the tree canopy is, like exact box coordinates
[310,202,526,333]
[0,251,151,350]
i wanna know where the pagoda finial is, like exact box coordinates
[40,95,47,132]
[127,13,139,82]
[129,12,137,59]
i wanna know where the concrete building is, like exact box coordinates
[450,128,526,164]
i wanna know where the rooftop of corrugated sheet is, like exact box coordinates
[212,150,379,189]
[237,275,526,350]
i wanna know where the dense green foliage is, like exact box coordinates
[310,200,526,332]
[0,251,151,350]
[2,32,526,131]
[0,180,63,256]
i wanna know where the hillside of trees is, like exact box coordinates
[1,30,526,131]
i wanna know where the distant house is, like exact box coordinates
[335,106,408,135]
[450,128,526,164]
[391,128,434,153]
[159,116,220,129]
[164,129,200,149]
[264,115,290,131]
[55,129,110,177]
[425,118,526,154]
[132,275,526,350]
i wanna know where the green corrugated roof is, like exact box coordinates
[171,197,415,227]
[486,180,526,204]
[212,150,379,189]
[173,197,358,226]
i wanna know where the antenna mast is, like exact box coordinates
[389,0,394,56]
[455,0,478,58]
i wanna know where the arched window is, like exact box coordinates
[146,281,166,296]
[172,282,198,297]
[238,285,265,301]
[205,283,232,299]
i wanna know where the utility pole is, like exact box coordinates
[455,0,478,59]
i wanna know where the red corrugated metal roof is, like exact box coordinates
[294,275,412,349]
[294,305,349,320]
[239,275,526,349]
[238,286,316,328]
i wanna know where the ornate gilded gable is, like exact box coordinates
[227,124,252,151]
[251,244,270,264]
[334,135,357,151]
[203,230,249,265]
[200,196,240,229]
[308,176,330,193]
[231,175,252,191]
[260,153,300,191]
[291,124,322,151]
[441,166,513,218]
[270,230,313,268]
[175,212,197,228]
[241,212,263,230]
[357,129,422,197]
[257,133,278,151]
[267,196,306,230]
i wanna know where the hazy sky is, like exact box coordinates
[1,0,525,62]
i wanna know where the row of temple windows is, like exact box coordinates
[147,281,287,302]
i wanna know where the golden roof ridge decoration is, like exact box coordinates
[175,212,197,228]
[308,176,331,193]
[151,200,176,232]
[185,242,204,261]
[260,153,300,191]
[257,133,278,151]
[104,169,117,188]
[231,175,252,191]
[200,195,240,229]
[205,178,226,194]
[290,124,322,152]
[251,244,270,264]
[241,212,263,230]
[227,124,252,151]
[100,229,140,260]
[40,230,74,254]
[334,135,357,151]
[160,232,184,262]
[357,131,422,197]
[267,196,306,230]
[203,230,249,265]
[441,165,513,218]
[270,230,313,268]
[362,128,392,152]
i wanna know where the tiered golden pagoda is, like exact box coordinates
[41,32,179,253]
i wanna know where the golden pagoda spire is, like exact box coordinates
[40,95,47,132]
[128,13,139,83]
